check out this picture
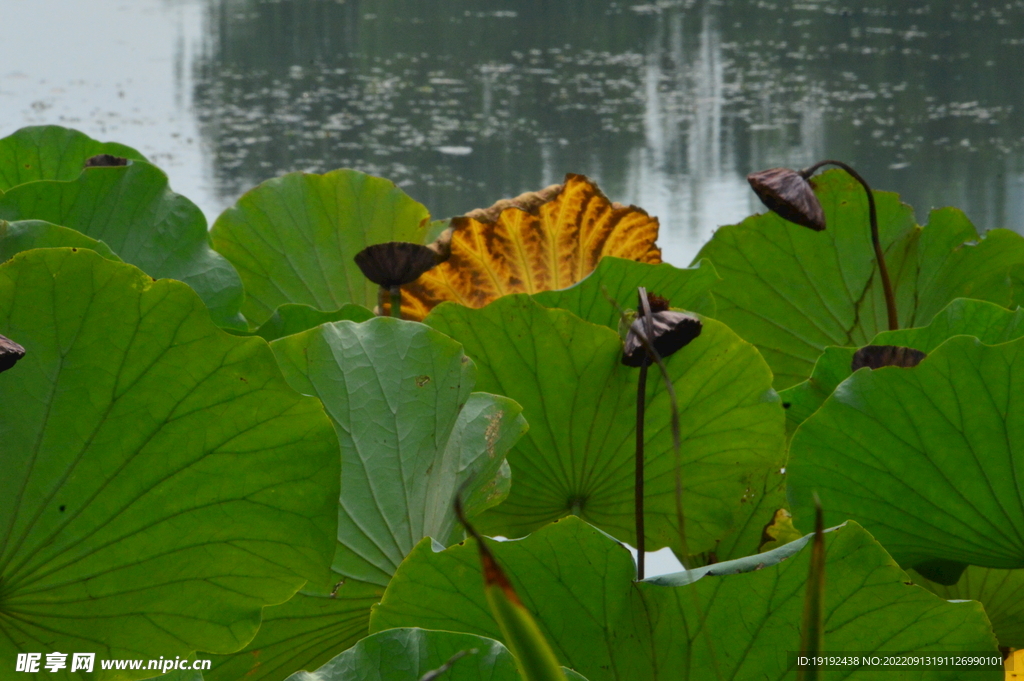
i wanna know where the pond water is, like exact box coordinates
[5,0,1024,265]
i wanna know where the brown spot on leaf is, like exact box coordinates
[484,411,503,457]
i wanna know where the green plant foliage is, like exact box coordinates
[532,256,719,327]
[273,318,526,585]
[204,583,383,681]
[694,170,1024,389]
[426,295,785,556]
[0,249,340,680]
[0,161,246,329]
[281,628,534,681]
[532,256,775,563]
[1,219,121,262]
[370,517,999,681]
[0,125,146,190]
[788,334,1024,577]
[210,169,431,326]
[781,298,1024,433]
[708,466,789,561]
[250,302,375,342]
[206,318,527,681]
[908,565,1024,649]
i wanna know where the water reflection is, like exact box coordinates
[191,0,1024,264]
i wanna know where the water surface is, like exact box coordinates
[5,0,1024,265]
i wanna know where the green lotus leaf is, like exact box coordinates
[532,256,719,329]
[0,125,146,190]
[908,565,1024,649]
[282,627,573,681]
[250,303,375,342]
[370,517,999,681]
[705,465,789,562]
[0,249,340,680]
[426,295,784,556]
[205,581,383,681]
[273,317,527,585]
[210,169,431,326]
[206,318,527,681]
[694,170,1024,389]
[0,161,245,329]
[781,298,1024,434]
[788,334,1024,575]
[1,219,121,262]
[425,217,451,243]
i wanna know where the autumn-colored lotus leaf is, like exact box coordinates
[400,174,661,320]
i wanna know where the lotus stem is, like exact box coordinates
[635,358,648,580]
[389,285,402,319]
[801,160,898,331]
[633,288,657,580]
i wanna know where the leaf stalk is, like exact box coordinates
[801,160,898,331]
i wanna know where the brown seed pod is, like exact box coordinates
[0,333,26,373]
[851,345,927,371]
[622,309,702,367]
[354,241,441,288]
[747,167,826,232]
[84,154,130,168]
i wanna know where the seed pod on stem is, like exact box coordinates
[748,160,899,331]
[621,288,701,579]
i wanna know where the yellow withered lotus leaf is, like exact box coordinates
[399,173,661,320]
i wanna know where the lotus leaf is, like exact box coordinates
[0,249,340,680]
[206,318,527,680]
[250,303,375,342]
[402,174,661,320]
[532,256,718,329]
[788,334,1024,576]
[426,295,784,556]
[0,161,245,329]
[370,517,999,681]
[708,466,790,561]
[210,169,430,326]
[280,627,583,681]
[204,582,383,681]
[695,170,1024,389]
[0,125,145,190]
[908,565,1024,648]
[781,298,1024,433]
[1,219,121,262]
[530,255,775,563]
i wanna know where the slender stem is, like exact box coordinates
[389,285,402,319]
[635,360,648,581]
[802,159,898,331]
[634,288,657,581]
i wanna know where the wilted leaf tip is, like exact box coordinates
[462,182,564,224]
